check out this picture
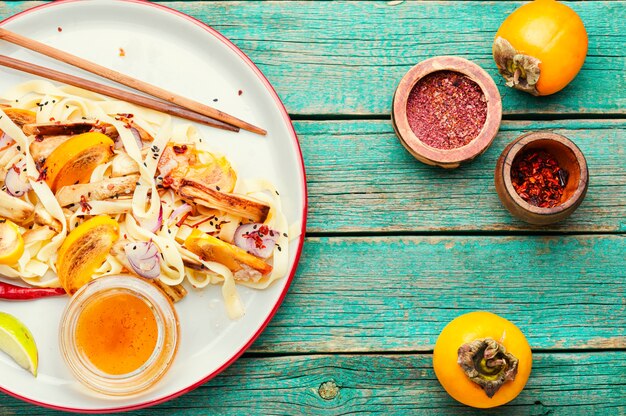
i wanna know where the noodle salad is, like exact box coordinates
[0,80,295,318]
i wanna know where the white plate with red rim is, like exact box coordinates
[0,0,307,412]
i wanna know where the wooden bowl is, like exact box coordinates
[392,56,502,169]
[495,132,588,225]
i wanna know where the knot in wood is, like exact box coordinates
[318,380,339,400]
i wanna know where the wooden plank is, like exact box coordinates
[252,235,625,353]
[0,2,624,116]
[176,1,626,116]
[1,352,624,414]
[299,119,626,233]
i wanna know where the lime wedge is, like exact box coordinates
[0,312,38,376]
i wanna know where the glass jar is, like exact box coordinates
[59,275,179,396]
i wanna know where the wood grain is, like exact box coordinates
[1,352,624,415]
[0,2,624,116]
[0,2,623,415]
[252,235,625,353]
[178,1,626,116]
[299,119,626,233]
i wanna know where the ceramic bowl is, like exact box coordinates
[392,56,502,169]
[495,131,588,225]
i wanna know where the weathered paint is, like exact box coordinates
[1,353,624,415]
[0,2,622,415]
[0,2,624,115]
[254,235,625,352]
[299,120,626,232]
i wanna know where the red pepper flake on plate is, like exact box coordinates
[406,70,487,150]
[79,195,92,212]
[511,149,568,208]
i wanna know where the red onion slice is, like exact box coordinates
[134,204,163,233]
[168,203,192,226]
[125,241,161,279]
[114,137,124,149]
[0,132,15,151]
[233,223,279,259]
[5,160,31,197]
[130,127,143,150]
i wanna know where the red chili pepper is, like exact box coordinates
[0,281,65,300]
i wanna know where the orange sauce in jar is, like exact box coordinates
[75,292,158,375]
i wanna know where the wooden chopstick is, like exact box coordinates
[0,28,266,135]
[0,54,239,132]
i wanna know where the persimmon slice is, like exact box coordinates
[42,132,114,192]
[56,215,119,295]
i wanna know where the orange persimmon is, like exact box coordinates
[56,215,119,295]
[433,311,532,408]
[493,0,587,96]
[42,132,114,192]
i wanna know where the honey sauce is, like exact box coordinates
[75,292,158,375]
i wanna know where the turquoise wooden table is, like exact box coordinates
[1,1,625,414]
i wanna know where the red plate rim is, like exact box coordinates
[0,0,308,412]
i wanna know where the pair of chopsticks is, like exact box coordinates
[0,28,266,135]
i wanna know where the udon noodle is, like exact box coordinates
[0,80,294,318]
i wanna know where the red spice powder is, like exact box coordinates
[406,71,487,150]
[511,149,568,208]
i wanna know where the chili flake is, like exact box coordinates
[511,149,568,208]
[176,212,191,227]
[191,215,216,228]
[244,225,270,249]
[36,166,48,182]
[406,71,487,150]
[172,145,188,154]
[162,176,174,188]
[79,195,92,212]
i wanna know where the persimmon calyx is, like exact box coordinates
[457,337,519,398]
[493,37,541,96]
